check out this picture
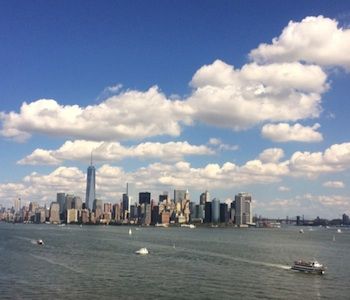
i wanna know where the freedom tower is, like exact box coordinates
[85,153,95,211]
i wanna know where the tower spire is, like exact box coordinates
[90,150,93,166]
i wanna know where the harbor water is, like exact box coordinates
[0,223,349,299]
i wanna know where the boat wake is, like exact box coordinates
[173,246,290,271]
[30,254,82,274]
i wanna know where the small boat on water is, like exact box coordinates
[299,229,304,233]
[135,247,149,255]
[129,228,132,235]
[337,228,342,233]
[291,260,325,274]
[36,239,44,245]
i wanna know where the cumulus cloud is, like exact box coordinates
[187,60,327,130]
[1,157,291,207]
[250,15,350,70]
[258,148,285,163]
[323,181,345,189]
[259,193,350,218]
[0,86,192,142]
[208,137,239,151]
[17,140,214,165]
[290,142,350,177]
[1,58,329,141]
[261,123,323,142]
[4,141,350,207]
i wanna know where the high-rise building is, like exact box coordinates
[174,190,186,204]
[14,198,21,213]
[235,193,252,226]
[64,194,75,211]
[73,196,82,210]
[56,193,66,214]
[122,193,129,219]
[49,202,60,224]
[126,182,137,213]
[220,203,229,223]
[204,202,212,223]
[200,190,210,205]
[67,209,78,223]
[139,192,151,205]
[211,198,220,223]
[85,154,96,211]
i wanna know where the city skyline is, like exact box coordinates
[1,1,350,219]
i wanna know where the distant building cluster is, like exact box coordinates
[0,190,253,227]
[0,161,255,226]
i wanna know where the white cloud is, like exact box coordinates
[4,141,350,208]
[208,137,239,151]
[323,181,345,189]
[250,16,350,70]
[1,157,291,207]
[278,186,290,192]
[209,138,221,145]
[1,58,329,142]
[17,140,214,165]
[258,148,285,163]
[187,60,327,130]
[259,193,350,218]
[261,123,323,142]
[0,87,192,142]
[290,142,350,177]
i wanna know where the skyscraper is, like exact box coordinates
[235,192,252,226]
[200,190,210,205]
[126,182,137,212]
[139,192,151,205]
[85,153,96,211]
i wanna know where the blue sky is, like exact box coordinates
[1,0,350,218]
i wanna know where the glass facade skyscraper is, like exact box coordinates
[85,164,95,211]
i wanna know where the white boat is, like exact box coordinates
[337,228,342,233]
[129,228,132,235]
[135,247,149,255]
[36,239,44,245]
[291,260,325,274]
[180,224,196,228]
[299,229,304,233]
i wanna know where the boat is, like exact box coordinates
[337,228,342,233]
[291,260,325,274]
[128,228,132,235]
[299,229,304,233]
[180,224,196,228]
[36,239,44,245]
[135,247,149,255]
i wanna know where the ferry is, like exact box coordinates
[291,260,325,274]
[135,247,149,255]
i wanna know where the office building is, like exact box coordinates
[139,192,151,205]
[122,193,129,219]
[67,209,78,223]
[72,196,82,210]
[204,202,212,223]
[85,156,96,211]
[126,182,137,213]
[200,190,210,205]
[174,190,186,204]
[211,198,220,223]
[49,202,60,224]
[56,193,66,214]
[235,193,252,226]
[220,203,229,223]
[65,194,74,211]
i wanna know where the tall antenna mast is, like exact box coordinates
[90,150,93,166]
